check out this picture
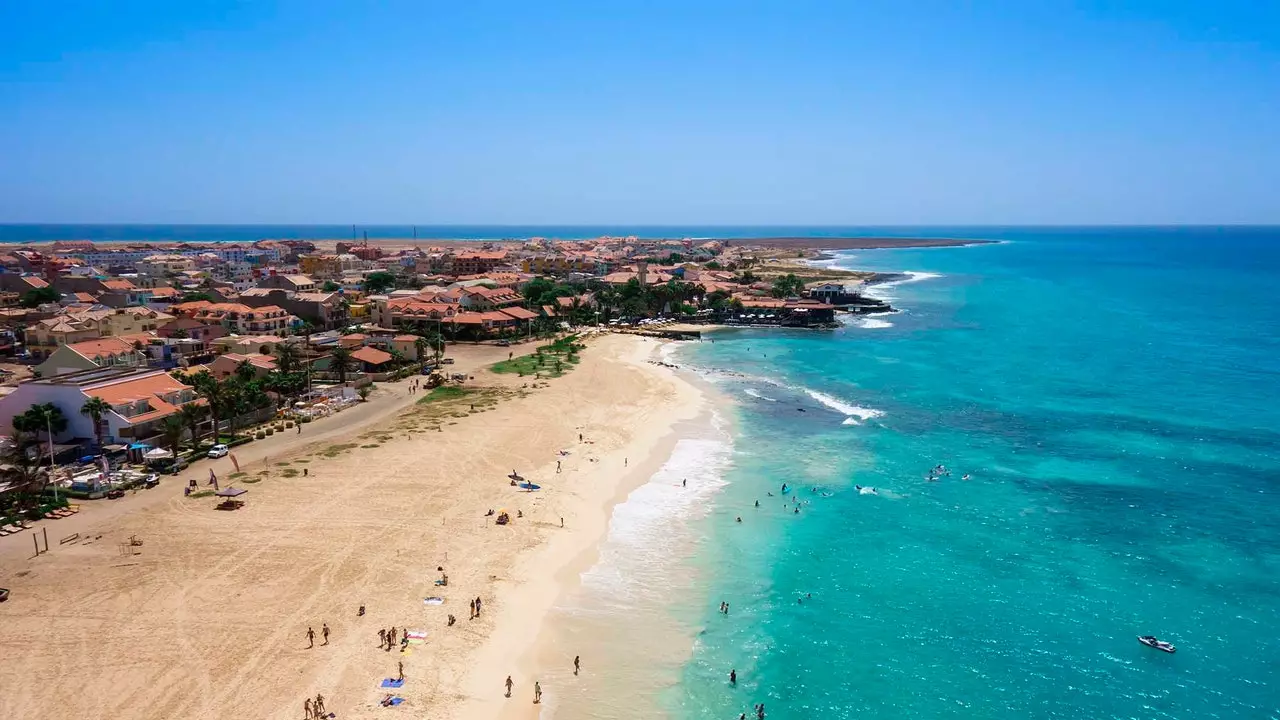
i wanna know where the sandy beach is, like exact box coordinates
[0,333,703,720]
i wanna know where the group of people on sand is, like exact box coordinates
[378,626,407,652]
[504,656,580,704]
[302,693,327,719]
[305,624,330,648]
[469,596,483,619]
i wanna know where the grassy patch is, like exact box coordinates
[295,458,311,464]
[360,443,381,449]
[242,477,262,484]
[190,490,214,498]
[229,472,247,480]
[280,468,299,478]
[321,443,359,458]
[490,334,584,378]
[417,385,474,404]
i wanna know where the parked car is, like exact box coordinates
[106,488,125,499]
[207,444,230,458]
[496,339,511,347]
[442,358,455,364]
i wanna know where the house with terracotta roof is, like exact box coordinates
[458,286,523,311]
[349,346,393,371]
[0,273,51,296]
[371,296,457,328]
[0,366,203,446]
[25,316,102,360]
[156,316,228,347]
[34,336,149,377]
[208,352,278,380]
[450,251,509,275]
[178,301,296,334]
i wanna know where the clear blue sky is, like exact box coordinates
[1,1,1277,225]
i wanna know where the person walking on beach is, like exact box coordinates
[475,596,483,616]
[505,675,514,697]
[304,697,313,719]
[574,655,580,675]
[557,460,561,473]
[314,693,326,717]
[398,661,404,681]
[534,681,542,704]
[469,598,476,619]
[321,623,329,645]
[306,626,315,648]
[378,628,386,647]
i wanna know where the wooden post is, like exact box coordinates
[42,527,48,553]
[33,533,40,557]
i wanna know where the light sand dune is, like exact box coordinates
[0,334,701,720]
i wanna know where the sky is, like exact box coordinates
[0,1,1277,225]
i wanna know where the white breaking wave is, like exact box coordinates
[743,388,777,402]
[862,271,942,302]
[854,313,895,329]
[578,430,734,605]
[804,389,885,423]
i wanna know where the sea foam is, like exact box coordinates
[578,429,733,605]
[804,389,885,423]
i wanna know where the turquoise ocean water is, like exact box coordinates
[555,228,1280,720]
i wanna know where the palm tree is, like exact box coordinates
[17,403,68,456]
[179,402,208,451]
[190,371,226,441]
[414,337,429,364]
[1,444,48,516]
[328,346,354,384]
[80,396,113,451]
[160,416,185,462]
[356,385,372,402]
[274,342,300,375]
[234,359,257,384]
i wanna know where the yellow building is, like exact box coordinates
[299,254,342,278]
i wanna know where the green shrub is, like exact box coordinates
[255,431,266,439]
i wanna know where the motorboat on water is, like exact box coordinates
[1138,635,1176,653]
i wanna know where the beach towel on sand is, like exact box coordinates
[423,597,444,605]
[380,678,405,688]
[385,697,404,706]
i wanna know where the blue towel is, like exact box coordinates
[380,678,405,688]
[389,697,404,706]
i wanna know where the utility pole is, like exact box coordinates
[45,412,58,502]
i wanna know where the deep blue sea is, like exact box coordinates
[552,227,1280,720]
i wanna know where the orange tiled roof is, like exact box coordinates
[350,346,393,365]
[66,336,138,360]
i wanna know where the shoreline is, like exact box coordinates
[456,337,708,720]
[0,333,701,720]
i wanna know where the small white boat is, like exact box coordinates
[1138,635,1176,653]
